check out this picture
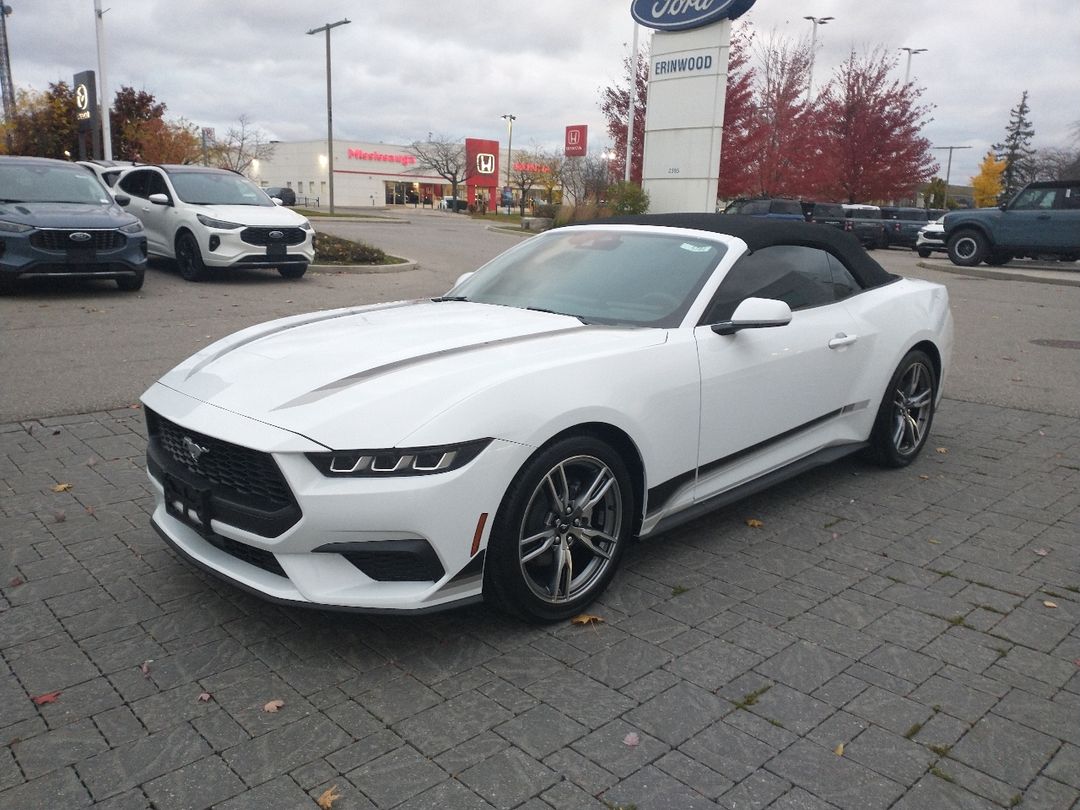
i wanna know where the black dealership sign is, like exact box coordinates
[73,70,98,133]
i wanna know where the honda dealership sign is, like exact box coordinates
[634,0,757,213]
[564,125,588,157]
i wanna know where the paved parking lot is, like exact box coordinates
[1,219,1078,808]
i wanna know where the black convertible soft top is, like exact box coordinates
[594,213,897,289]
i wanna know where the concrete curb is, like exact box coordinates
[485,225,535,238]
[310,259,418,274]
[916,259,1080,288]
[309,217,410,225]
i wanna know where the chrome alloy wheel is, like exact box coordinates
[891,360,933,456]
[517,454,623,605]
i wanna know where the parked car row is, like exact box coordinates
[722,197,951,252]
[0,156,316,293]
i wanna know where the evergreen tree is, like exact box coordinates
[992,91,1035,200]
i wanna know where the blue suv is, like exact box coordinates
[0,156,148,293]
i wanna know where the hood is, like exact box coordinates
[191,204,308,227]
[0,201,139,229]
[154,300,666,447]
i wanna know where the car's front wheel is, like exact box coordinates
[917,248,932,258]
[278,263,308,279]
[116,268,145,291]
[947,229,988,267]
[867,350,937,468]
[175,233,208,282]
[485,436,634,622]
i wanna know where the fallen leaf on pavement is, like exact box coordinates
[316,785,342,809]
[86,457,99,467]
[85,506,95,516]
[51,483,73,493]
[746,518,764,528]
[263,699,285,713]
[197,692,212,703]
[928,539,940,545]
[139,660,153,677]
[8,577,23,587]
[1033,549,1049,556]
[623,732,640,747]
[52,510,66,523]
[834,742,845,756]
[935,447,948,455]
[919,474,930,480]
[571,614,604,626]
[1043,601,1058,609]
[31,691,61,705]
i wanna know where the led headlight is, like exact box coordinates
[0,220,33,233]
[120,221,144,233]
[300,220,314,231]
[196,214,243,229]
[306,438,492,477]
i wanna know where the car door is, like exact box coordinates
[117,169,169,256]
[693,246,873,501]
[998,186,1059,249]
[1052,185,1080,251]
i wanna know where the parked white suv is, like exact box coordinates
[115,165,315,281]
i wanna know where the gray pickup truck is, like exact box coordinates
[943,181,1080,266]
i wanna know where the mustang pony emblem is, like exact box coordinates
[182,436,209,463]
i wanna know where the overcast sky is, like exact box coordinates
[6,1,1078,186]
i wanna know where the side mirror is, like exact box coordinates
[148,193,170,206]
[271,197,283,206]
[452,271,475,289]
[999,203,1008,211]
[712,297,793,336]
[114,194,131,207]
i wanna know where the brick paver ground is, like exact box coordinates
[1,399,1078,809]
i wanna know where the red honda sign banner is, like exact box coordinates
[465,137,500,212]
[565,125,588,157]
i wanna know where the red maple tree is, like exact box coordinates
[717,25,762,199]
[816,49,938,203]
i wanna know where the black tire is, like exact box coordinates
[866,350,937,468]
[917,248,932,259]
[985,252,1013,266]
[175,232,208,282]
[947,229,988,267]
[0,275,15,295]
[277,263,308,279]
[115,267,145,291]
[484,435,634,622]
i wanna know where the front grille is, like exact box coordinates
[240,227,306,246]
[147,410,293,510]
[30,229,126,251]
[206,534,287,578]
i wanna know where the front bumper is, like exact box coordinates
[142,388,529,612]
[1,231,147,280]
[197,227,315,269]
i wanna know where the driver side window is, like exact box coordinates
[702,245,862,324]
[117,170,150,199]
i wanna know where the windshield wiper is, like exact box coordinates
[432,295,469,302]
[526,306,590,324]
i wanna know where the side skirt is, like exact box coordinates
[646,442,866,537]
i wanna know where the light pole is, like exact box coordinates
[501,113,516,215]
[93,0,112,159]
[307,18,350,215]
[900,47,928,85]
[803,15,834,104]
[933,145,972,207]
[625,22,639,183]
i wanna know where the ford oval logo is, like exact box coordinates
[69,232,93,242]
[630,0,757,31]
[268,230,284,240]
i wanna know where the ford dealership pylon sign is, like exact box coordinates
[630,0,757,31]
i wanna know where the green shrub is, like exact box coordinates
[608,181,650,215]
[314,232,388,264]
[532,203,557,218]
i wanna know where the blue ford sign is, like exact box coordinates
[630,0,757,31]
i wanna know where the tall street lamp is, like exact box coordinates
[93,0,112,160]
[900,47,928,85]
[307,18,350,214]
[803,15,834,103]
[501,113,516,215]
[934,145,972,207]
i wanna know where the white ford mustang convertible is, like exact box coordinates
[142,215,953,621]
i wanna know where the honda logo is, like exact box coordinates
[567,130,580,146]
[476,153,495,175]
[69,232,92,242]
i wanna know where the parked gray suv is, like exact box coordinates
[943,181,1080,266]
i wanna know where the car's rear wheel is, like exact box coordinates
[278,263,308,279]
[175,233,208,282]
[867,350,936,468]
[986,252,1013,266]
[947,229,988,267]
[116,268,145,291]
[485,436,634,622]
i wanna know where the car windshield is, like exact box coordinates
[449,229,727,328]
[0,164,111,205]
[168,171,274,206]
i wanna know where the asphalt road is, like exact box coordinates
[1,210,1078,422]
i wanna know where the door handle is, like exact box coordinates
[828,333,858,349]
